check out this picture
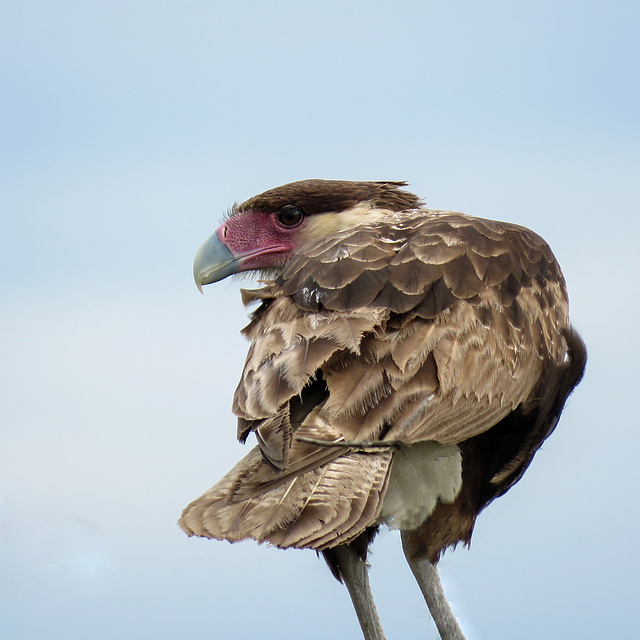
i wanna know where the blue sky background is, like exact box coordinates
[1,2,638,638]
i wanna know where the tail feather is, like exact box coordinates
[179,446,393,550]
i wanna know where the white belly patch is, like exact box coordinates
[378,441,462,530]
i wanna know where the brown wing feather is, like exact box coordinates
[180,209,579,553]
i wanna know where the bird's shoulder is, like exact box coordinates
[277,209,566,318]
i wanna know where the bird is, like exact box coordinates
[180,179,586,640]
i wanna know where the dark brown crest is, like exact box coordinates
[236,179,423,215]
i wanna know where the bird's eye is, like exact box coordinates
[277,205,304,227]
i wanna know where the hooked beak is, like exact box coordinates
[193,231,242,293]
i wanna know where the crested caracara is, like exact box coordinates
[181,179,586,640]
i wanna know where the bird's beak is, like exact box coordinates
[193,230,243,293]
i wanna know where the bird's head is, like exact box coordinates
[193,179,421,292]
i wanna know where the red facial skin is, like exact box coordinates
[217,210,306,272]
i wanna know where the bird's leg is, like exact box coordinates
[400,531,467,640]
[328,544,387,640]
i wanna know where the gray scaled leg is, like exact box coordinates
[329,544,387,640]
[401,531,467,640]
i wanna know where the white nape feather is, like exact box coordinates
[379,442,462,530]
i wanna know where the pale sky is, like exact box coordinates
[1,2,639,639]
